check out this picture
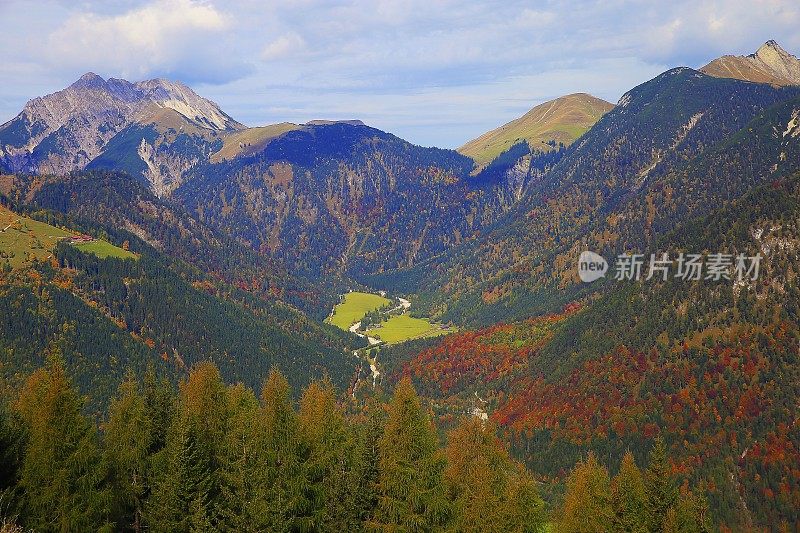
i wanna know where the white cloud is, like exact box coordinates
[261,33,307,61]
[42,0,249,83]
[2,0,800,145]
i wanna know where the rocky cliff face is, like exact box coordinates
[701,40,800,86]
[0,73,242,179]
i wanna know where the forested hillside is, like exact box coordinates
[384,176,800,529]
[373,70,800,327]
[0,200,359,412]
[175,122,512,278]
[1,170,343,317]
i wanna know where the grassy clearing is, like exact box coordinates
[73,240,137,260]
[327,291,390,330]
[365,314,454,344]
[0,205,137,268]
[0,206,72,268]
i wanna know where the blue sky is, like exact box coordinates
[1,0,798,147]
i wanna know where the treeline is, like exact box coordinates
[0,360,711,532]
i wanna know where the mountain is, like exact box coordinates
[175,122,518,278]
[701,40,800,86]
[457,93,613,168]
[384,175,800,529]
[0,73,242,195]
[371,68,800,325]
[0,196,360,411]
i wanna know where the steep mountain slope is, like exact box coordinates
[0,73,242,193]
[0,170,342,317]
[375,68,800,326]
[0,201,360,411]
[458,93,613,168]
[386,176,800,529]
[701,40,800,86]
[175,122,526,278]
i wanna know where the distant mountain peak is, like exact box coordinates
[0,73,244,180]
[458,93,614,167]
[70,72,106,89]
[701,40,800,86]
[756,39,784,54]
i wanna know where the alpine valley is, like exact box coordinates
[1,40,799,531]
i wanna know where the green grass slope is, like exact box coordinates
[0,204,135,268]
[364,314,452,344]
[458,93,613,168]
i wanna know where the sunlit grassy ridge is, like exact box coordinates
[458,93,613,168]
[211,123,302,163]
[73,239,137,260]
[327,291,390,330]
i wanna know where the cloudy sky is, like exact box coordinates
[1,0,798,147]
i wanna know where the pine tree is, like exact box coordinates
[142,365,174,456]
[559,452,613,533]
[0,403,24,518]
[145,417,214,531]
[14,359,112,531]
[298,378,353,530]
[145,363,228,530]
[217,383,264,532]
[369,378,450,531]
[444,417,545,533]
[611,451,648,533]
[104,374,152,532]
[260,368,312,531]
[674,483,712,533]
[347,399,384,528]
[645,438,678,532]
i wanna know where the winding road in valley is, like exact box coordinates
[347,296,412,388]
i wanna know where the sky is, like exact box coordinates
[1,0,798,148]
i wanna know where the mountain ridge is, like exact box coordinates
[0,72,242,181]
[701,40,800,86]
[458,92,614,168]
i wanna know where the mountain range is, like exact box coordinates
[1,40,799,530]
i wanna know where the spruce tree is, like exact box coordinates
[217,383,265,532]
[347,399,384,528]
[14,360,112,532]
[369,378,450,531]
[644,438,678,532]
[559,452,613,533]
[145,362,228,530]
[611,451,648,533]
[260,368,312,531]
[145,417,214,531]
[674,483,712,533]
[298,378,353,530]
[0,403,25,518]
[104,375,151,532]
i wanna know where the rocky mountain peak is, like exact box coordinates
[701,40,800,86]
[69,72,107,90]
[0,73,244,178]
